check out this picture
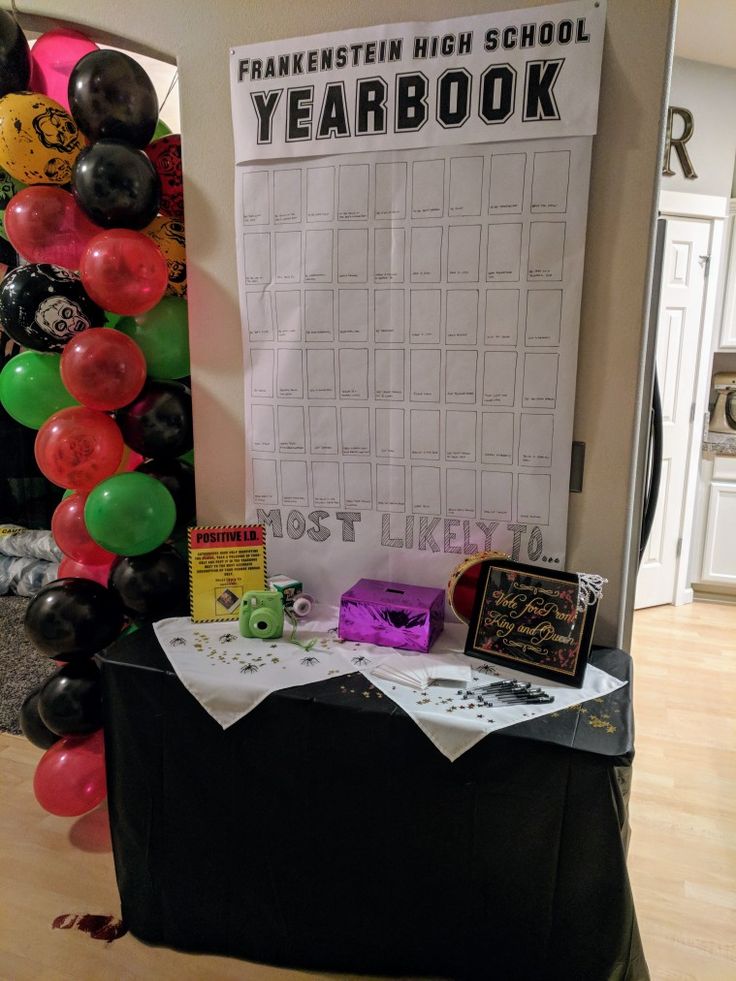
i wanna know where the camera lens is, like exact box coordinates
[292,595,313,618]
[249,608,276,637]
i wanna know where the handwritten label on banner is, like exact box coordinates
[230,0,606,161]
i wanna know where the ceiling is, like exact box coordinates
[675,0,736,69]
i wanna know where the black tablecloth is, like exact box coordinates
[98,628,649,980]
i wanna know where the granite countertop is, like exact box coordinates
[703,432,736,456]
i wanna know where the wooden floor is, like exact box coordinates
[1,601,734,981]
[628,600,736,981]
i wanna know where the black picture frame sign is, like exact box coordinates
[464,560,599,688]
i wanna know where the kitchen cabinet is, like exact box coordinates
[700,455,736,586]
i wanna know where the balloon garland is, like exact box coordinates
[0,16,192,818]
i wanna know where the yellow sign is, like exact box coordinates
[188,524,266,622]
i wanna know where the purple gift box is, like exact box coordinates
[338,579,445,653]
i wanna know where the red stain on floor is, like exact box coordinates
[52,913,128,943]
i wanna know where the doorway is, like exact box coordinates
[636,214,715,609]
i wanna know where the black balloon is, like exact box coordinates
[0,263,104,352]
[19,687,60,749]
[0,10,30,97]
[68,50,158,148]
[38,660,103,736]
[110,545,189,621]
[0,235,18,277]
[72,140,160,230]
[116,379,193,459]
[24,577,125,660]
[136,458,195,529]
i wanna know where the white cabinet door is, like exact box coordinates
[701,480,736,584]
[720,205,736,349]
[636,218,712,608]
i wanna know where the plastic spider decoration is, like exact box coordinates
[219,633,237,644]
[300,655,320,666]
[476,664,500,676]
[351,655,369,667]
[239,663,260,674]
[169,637,186,647]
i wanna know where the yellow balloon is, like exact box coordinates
[144,215,187,297]
[0,92,82,185]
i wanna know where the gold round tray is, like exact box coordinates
[447,551,510,624]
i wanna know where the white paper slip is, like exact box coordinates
[370,654,472,691]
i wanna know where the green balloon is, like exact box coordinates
[0,351,78,428]
[179,449,194,467]
[117,297,189,379]
[153,119,173,139]
[84,473,177,556]
[105,311,123,329]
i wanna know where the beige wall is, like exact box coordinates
[17,0,675,647]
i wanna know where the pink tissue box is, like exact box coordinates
[338,579,445,653]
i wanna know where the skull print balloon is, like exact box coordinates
[0,92,82,184]
[0,263,105,352]
[143,216,186,298]
[144,135,183,219]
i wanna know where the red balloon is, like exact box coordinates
[145,135,183,220]
[52,492,115,565]
[80,230,168,316]
[4,186,100,268]
[29,28,99,112]
[35,406,124,490]
[33,727,106,816]
[60,329,146,410]
[115,445,146,474]
[58,555,114,587]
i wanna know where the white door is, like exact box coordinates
[635,218,711,609]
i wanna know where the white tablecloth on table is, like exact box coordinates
[153,606,626,761]
[153,609,355,727]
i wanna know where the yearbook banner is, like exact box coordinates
[230,0,605,162]
[230,2,605,607]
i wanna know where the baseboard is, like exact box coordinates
[692,582,736,604]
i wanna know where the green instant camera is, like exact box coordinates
[239,590,284,640]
